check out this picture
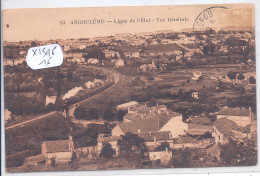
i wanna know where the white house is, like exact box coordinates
[125,51,140,58]
[45,96,56,106]
[217,107,253,127]
[149,148,172,165]
[112,115,188,138]
[191,92,199,99]
[116,101,139,110]
[159,115,188,138]
[97,134,121,156]
[4,109,12,125]
[115,59,125,67]
[212,118,249,144]
[41,136,74,164]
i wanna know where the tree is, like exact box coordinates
[177,88,183,98]
[154,142,170,151]
[171,148,192,168]
[227,71,237,82]
[181,48,186,58]
[31,41,37,47]
[249,76,256,84]
[83,48,105,66]
[118,133,147,168]
[55,67,63,110]
[113,53,119,60]
[115,109,128,122]
[237,73,245,83]
[100,143,116,158]
[220,139,257,166]
[50,157,57,167]
[103,108,115,121]
[74,107,99,120]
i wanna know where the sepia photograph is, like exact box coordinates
[2,3,257,173]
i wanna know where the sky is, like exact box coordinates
[3,4,255,42]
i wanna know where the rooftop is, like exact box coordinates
[118,116,171,134]
[43,140,72,153]
[172,136,199,144]
[188,124,213,135]
[138,131,171,142]
[116,101,139,109]
[213,118,248,138]
[97,136,121,143]
[217,107,250,117]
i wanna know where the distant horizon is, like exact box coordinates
[3,4,254,42]
[3,25,255,43]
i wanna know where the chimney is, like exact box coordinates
[69,135,74,151]
[69,135,73,142]
[249,107,252,122]
[153,136,156,141]
[169,132,172,139]
[138,129,141,133]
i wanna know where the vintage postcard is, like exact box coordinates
[2,4,257,173]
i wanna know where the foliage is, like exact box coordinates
[83,48,105,66]
[50,157,57,168]
[227,94,256,113]
[118,133,147,167]
[227,71,237,81]
[220,139,257,166]
[72,124,112,148]
[100,143,116,158]
[249,76,256,84]
[237,72,245,81]
[154,142,170,151]
[5,94,45,115]
[170,148,192,168]
[74,107,99,120]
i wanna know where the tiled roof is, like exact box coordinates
[118,117,171,134]
[172,136,199,144]
[97,136,121,142]
[213,118,247,137]
[131,105,150,114]
[188,124,213,134]
[123,113,139,121]
[217,107,250,116]
[43,140,71,153]
[125,105,181,121]
[138,131,171,142]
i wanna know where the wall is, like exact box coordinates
[160,116,188,138]
[45,151,73,164]
[217,115,250,127]
[111,125,124,136]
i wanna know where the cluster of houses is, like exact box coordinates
[22,100,256,167]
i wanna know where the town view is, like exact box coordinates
[4,27,257,172]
